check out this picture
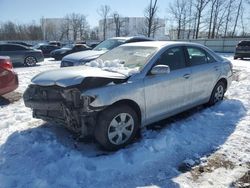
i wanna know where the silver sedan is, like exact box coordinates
[24,41,233,150]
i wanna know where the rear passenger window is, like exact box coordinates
[187,47,214,66]
[157,47,186,71]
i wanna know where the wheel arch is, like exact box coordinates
[217,77,228,90]
[110,99,142,125]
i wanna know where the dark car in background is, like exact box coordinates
[234,40,250,60]
[34,44,60,57]
[61,36,153,67]
[0,56,18,95]
[48,41,62,47]
[50,44,91,60]
[0,44,44,66]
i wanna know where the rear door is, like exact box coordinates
[185,46,220,104]
[144,46,192,123]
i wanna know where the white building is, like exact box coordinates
[98,17,167,40]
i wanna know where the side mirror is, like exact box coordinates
[150,65,170,75]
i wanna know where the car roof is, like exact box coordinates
[110,36,153,41]
[0,43,29,48]
[121,41,205,48]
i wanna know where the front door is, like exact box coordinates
[144,46,192,123]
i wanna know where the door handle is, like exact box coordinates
[183,74,191,79]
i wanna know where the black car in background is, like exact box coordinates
[234,40,250,60]
[50,44,91,60]
[34,44,60,57]
[0,44,44,66]
[48,41,62,47]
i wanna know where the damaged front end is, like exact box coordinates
[23,85,100,136]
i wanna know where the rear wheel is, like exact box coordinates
[24,56,37,66]
[208,81,226,106]
[94,105,139,151]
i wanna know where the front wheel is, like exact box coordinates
[94,105,139,151]
[24,56,37,66]
[208,81,226,106]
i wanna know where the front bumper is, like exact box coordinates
[234,51,250,58]
[23,85,97,136]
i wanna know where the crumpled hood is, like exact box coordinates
[31,66,127,87]
[62,50,106,62]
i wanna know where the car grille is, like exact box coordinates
[24,85,63,101]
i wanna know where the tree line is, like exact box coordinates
[168,0,250,39]
[0,0,249,41]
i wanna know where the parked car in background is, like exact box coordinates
[24,41,233,150]
[0,56,18,95]
[234,40,250,60]
[61,36,153,67]
[87,41,100,49]
[48,41,62,47]
[50,44,91,60]
[0,44,44,66]
[34,44,60,57]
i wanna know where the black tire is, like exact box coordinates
[240,57,244,60]
[94,104,139,151]
[233,56,237,60]
[24,56,37,66]
[207,81,226,106]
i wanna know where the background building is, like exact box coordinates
[98,17,167,40]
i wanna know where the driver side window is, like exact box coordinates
[156,47,186,71]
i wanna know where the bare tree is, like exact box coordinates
[112,12,125,37]
[232,0,243,36]
[186,0,195,39]
[169,0,187,39]
[211,0,224,38]
[78,15,89,40]
[60,16,71,41]
[98,5,111,40]
[223,0,234,37]
[207,0,216,38]
[144,0,161,37]
[194,0,209,38]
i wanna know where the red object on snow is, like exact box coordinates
[0,56,18,95]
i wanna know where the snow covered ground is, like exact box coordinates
[0,55,249,188]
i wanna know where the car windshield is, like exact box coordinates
[238,41,250,46]
[85,45,158,76]
[93,39,125,51]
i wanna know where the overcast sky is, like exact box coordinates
[0,0,170,28]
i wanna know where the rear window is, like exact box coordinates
[238,41,250,46]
